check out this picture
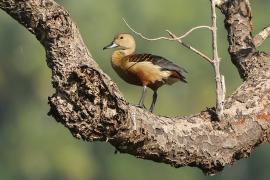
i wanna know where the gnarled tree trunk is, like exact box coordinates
[0,0,269,175]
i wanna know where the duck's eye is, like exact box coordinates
[120,36,124,39]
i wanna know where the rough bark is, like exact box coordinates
[219,0,255,80]
[0,0,270,175]
[253,26,270,48]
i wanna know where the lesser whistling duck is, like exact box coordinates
[103,33,187,112]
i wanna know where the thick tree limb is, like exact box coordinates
[218,0,255,80]
[1,0,270,175]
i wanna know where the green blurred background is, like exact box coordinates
[0,0,270,179]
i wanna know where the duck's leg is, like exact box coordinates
[149,90,157,113]
[137,85,147,108]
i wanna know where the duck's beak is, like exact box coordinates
[103,42,119,50]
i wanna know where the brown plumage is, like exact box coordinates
[103,33,187,112]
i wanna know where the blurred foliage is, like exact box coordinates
[0,0,270,180]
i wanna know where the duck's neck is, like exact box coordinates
[112,48,135,67]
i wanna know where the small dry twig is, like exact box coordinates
[122,18,173,41]
[210,0,225,119]
[122,18,212,63]
[177,26,212,39]
[165,30,212,63]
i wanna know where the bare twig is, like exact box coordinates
[211,1,219,63]
[253,25,270,48]
[177,26,212,39]
[211,0,225,119]
[122,18,173,41]
[166,30,212,63]
[122,18,212,63]
[123,18,211,41]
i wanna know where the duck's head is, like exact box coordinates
[103,33,136,54]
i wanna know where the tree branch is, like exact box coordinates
[210,0,225,119]
[253,25,270,48]
[177,26,212,39]
[218,0,256,80]
[123,18,213,63]
[1,0,270,175]
[122,18,173,41]
[165,30,213,63]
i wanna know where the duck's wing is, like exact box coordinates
[124,54,154,69]
[125,54,188,83]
